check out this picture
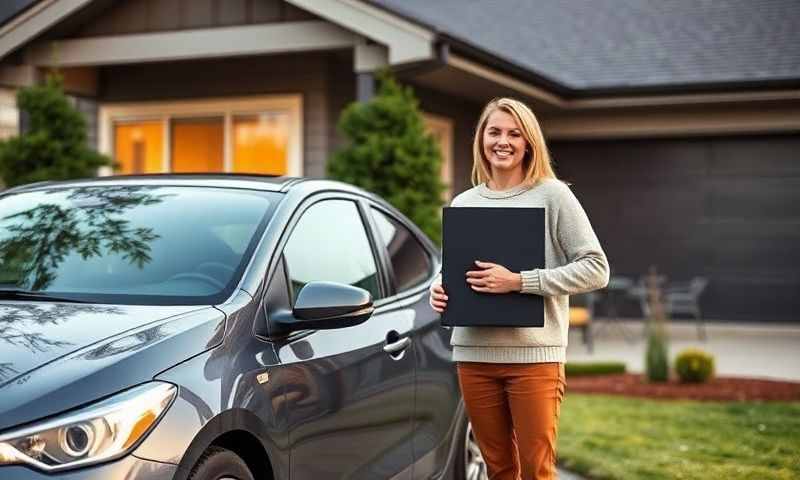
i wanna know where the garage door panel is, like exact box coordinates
[710,136,800,176]
[603,233,705,278]
[708,178,800,219]
[556,139,707,178]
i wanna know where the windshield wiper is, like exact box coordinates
[0,289,89,303]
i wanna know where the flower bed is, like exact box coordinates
[566,373,800,401]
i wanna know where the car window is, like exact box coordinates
[371,208,433,292]
[283,199,381,304]
[0,186,278,305]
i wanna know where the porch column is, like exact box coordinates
[356,73,375,102]
[354,43,388,103]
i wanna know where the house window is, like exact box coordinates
[422,112,454,201]
[99,95,302,176]
[113,121,164,174]
[172,117,224,172]
[233,113,290,175]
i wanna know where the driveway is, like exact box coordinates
[567,319,800,381]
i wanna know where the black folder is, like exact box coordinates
[441,207,545,327]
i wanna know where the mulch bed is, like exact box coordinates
[566,373,800,402]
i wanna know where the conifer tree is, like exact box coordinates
[328,71,445,244]
[0,74,111,187]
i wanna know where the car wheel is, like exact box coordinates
[188,446,255,480]
[456,418,488,480]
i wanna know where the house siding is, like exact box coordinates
[412,85,483,195]
[98,52,336,175]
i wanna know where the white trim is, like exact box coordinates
[0,87,19,140]
[0,0,93,59]
[162,117,170,172]
[286,0,434,65]
[354,42,389,73]
[223,114,233,172]
[98,95,303,176]
[422,112,455,201]
[25,21,359,67]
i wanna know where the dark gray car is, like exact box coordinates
[0,175,482,480]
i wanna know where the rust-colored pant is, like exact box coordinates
[457,362,566,480]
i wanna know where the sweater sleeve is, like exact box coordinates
[520,184,609,296]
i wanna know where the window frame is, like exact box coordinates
[365,202,439,302]
[276,194,389,308]
[98,95,303,176]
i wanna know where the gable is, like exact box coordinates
[73,0,320,37]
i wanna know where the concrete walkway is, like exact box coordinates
[566,318,800,381]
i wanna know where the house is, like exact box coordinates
[1,0,798,322]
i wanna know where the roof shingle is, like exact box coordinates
[371,0,800,91]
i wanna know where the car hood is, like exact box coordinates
[0,301,227,432]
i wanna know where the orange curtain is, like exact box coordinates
[233,113,289,175]
[171,117,224,173]
[114,121,163,174]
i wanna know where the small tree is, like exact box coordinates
[644,266,670,382]
[328,71,445,244]
[0,74,111,188]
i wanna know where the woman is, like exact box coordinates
[429,97,609,480]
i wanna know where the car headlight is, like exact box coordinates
[0,382,176,472]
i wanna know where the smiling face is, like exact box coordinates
[481,109,529,178]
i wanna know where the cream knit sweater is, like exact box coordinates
[435,178,610,364]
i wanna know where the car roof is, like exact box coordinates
[2,173,388,204]
[3,173,335,194]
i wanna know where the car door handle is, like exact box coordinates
[383,336,411,354]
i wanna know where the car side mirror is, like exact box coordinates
[272,281,374,334]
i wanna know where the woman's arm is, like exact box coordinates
[520,184,609,296]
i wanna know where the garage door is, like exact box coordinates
[551,134,800,322]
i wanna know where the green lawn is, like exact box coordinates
[558,394,800,480]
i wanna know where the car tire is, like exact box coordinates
[455,417,488,480]
[187,446,255,480]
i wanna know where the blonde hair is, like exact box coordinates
[471,97,557,187]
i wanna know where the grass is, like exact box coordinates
[557,394,800,480]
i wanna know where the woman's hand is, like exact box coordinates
[466,260,522,294]
[429,282,448,313]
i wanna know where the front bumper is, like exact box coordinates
[1,455,176,480]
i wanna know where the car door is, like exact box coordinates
[267,195,415,479]
[366,205,462,480]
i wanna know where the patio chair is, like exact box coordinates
[664,277,709,341]
[570,292,597,353]
[629,275,708,341]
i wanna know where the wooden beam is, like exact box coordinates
[0,0,94,60]
[25,21,360,67]
[287,0,434,65]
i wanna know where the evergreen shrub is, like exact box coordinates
[0,74,110,188]
[645,330,670,382]
[674,348,715,383]
[327,71,445,244]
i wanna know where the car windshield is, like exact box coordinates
[0,185,279,305]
